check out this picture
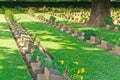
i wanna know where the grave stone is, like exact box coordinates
[111,45,120,56]
[77,32,85,40]
[30,62,44,75]
[97,40,113,50]
[86,36,101,45]
[60,25,68,32]
[37,74,46,80]
[114,27,118,32]
[44,67,63,80]
[65,27,74,34]
[25,54,34,64]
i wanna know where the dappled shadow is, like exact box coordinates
[0,46,10,53]
[0,22,14,39]
[0,18,32,79]
[0,47,32,80]
[20,21,120,79]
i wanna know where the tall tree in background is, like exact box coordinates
[87,0,111,26]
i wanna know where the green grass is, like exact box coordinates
[0,14,32,80]
[14,13,120,80]
[35,13,120,46]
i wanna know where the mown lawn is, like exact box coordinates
[0,13,32,80]
[14,13,120,80]
[35,13,120,46]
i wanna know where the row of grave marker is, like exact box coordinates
[50,13,85,23]
[31,14,120,56]
[50,13,119,32]
[5,17,64,80]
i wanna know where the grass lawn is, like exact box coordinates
[14,13,120,80]
[35,13,120,46]
[0,13,32,80]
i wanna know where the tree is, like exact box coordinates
[87,0,111,26]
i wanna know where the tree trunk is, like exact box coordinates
[87,0,110,26]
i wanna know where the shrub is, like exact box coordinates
[5,9,16,23]
[28,8,35,15]
[30,47,45,61]
[83,30,97,40]
[31,47,56,69]
[49,16,56,22]
[32,33,37,41]
[102,16,114,26]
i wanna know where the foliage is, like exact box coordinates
[31,46,56,69]
[5,9,16,22]
[31,47,45,61]
[49,16,56,22]
[32,33,37,41]
[83,30,97,40]
[28,8,35,15]
[112,34,120,46]
[102,16,114,26]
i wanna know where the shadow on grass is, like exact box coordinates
[0,22,14,39]
[20,21,120,79]
[0,21,32,80]
[0,47,32,80]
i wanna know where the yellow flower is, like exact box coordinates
[60,60,64,65]
[77,68,85,74]
[77,68,81,74]
[81,68,85,73]
[73,62,79,65]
